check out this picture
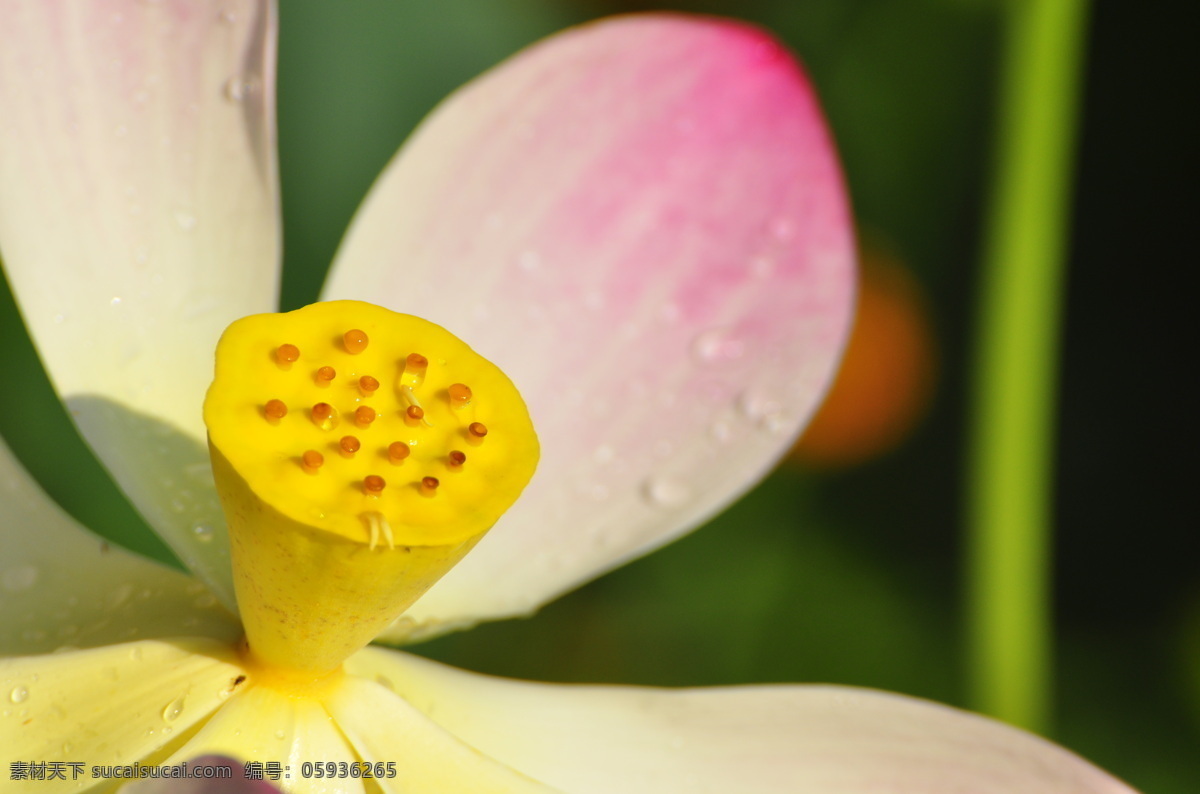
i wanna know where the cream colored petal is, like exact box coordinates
[324,675,560,794]
[0,0,280,603]
[328,15,855,639]
[0,434,239,656]
[163,686,362,794]
[0,638,246,788]
[346,648,1137,794]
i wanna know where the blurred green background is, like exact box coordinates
[0,0,1194,791]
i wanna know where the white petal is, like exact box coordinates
[0,638,246,785]
[162,685,363,794]
[325,15,855,638]
[346,648,1137,794]
[325,675,559,793]
[0,0,280,602]
[0,434,239,656]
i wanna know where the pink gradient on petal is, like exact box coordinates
[326,14,855,632]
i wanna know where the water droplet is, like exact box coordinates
[517,250,541,271]
[750,256,775,278]
[192,524,214,543]
[9,686,29,704]
[53,313,66,324]
[162,695,185,722]
[129,646,143,661]
[62,742,73,753]
[643,477,690,507]
[172,209,196,231]
[759,413,788,435]
[274,729,286,740]
[738,389,780,421]
[217,8,236,24]
[193,593,217,609]
[223,75,258,102]
[109,583,135,608]
[692,328,744,362]
[2,565,39,592]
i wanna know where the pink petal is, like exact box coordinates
[0,0,280,603]
[347,648,1138,794]
[325,14,855,638]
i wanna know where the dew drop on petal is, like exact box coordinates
[223,75,258,102]
[643,477,691,507]
[692,328,744,362]
[770,217,795,240]
[759,413,788,435]
[750,256,775,278]
[517,250,541,272]
[9,686,29,704]
[192,524,214,542]
[1,565,39,592]
[738,389,780,421]
[162,695,186,722]
[172,209,196,231]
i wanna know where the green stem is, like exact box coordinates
[967,0,1089,733]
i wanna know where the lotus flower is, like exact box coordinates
[0,2,1134,792]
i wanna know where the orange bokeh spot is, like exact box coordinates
[792,244,936,468]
